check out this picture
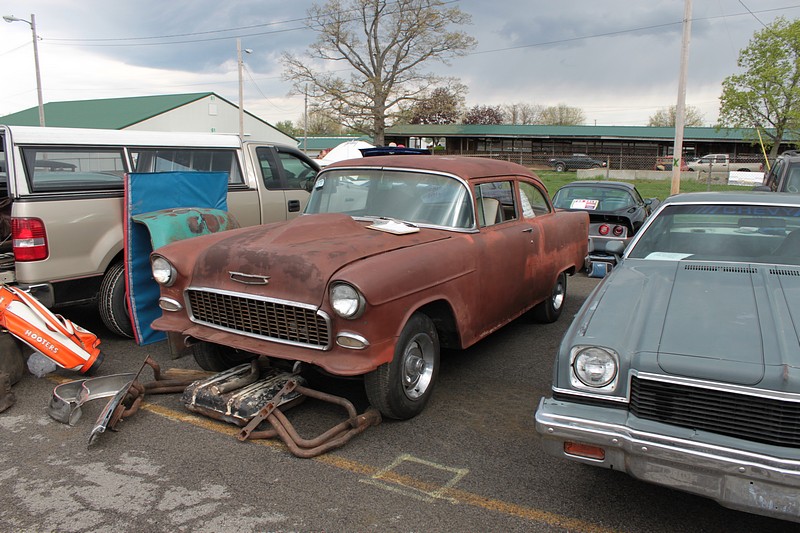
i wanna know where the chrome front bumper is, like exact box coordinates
[535,397,800,523]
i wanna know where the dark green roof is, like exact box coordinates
[0,93,216,129]
[298,135,373,150]
[385,123,789,142]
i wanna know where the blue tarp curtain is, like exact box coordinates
[124,171,228,345]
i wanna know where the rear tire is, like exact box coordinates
[532,272,567,324]
[555,162,566,172]
[192,341,258,372]
[98,262,134,338]
[365,312,439,420]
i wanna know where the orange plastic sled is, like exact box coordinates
[0,285,102,374]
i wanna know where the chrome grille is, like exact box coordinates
[629,375,800,447]
[186,289,330,349]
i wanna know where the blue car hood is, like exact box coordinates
[580,261,800,386]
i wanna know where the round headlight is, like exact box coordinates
[151,256,176,286]
[330,283,364,319]
[573,347,618,388]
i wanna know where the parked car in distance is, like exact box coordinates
[757,149,800,192]
[548,153,607,172]
[686,153,764,173]
[536,191,800,523]
[551,181,659,269]
[150,156,589,420]
[653,155,689,171]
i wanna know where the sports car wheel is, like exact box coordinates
[99,261,134,338]
[532,272,567,323]
[365,312,439,420]
[192,342,258,372]
[555,162,566,172]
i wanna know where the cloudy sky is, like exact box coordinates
[1,0,798,128]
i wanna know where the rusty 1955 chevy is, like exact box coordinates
[150,155,588,420]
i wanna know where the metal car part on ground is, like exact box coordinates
[551,181,659,271]
[150,155,589,421]
[535,191,800,523]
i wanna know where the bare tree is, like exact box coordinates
[298,106,345,135]
[282,0,476,145]
[503,102,543,125]
[539,104,585,126]
[648,105,705,127]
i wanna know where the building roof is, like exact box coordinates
[298,135,373,151]
[385,123,790,142]
[0,92,283,133]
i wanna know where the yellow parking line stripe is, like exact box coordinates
[142,402,617,533]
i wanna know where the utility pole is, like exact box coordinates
[237,38,244,140]
[671,0,693,195]
[3,13,44,126]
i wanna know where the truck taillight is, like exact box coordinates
[12,218,49,261]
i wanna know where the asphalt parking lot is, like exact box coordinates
[0,273,795,532]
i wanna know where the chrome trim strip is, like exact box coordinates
[551,386,628,404]
[631,370,800,403]
[184,286,332,350]
[229,271,270,285]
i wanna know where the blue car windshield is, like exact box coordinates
[628,204,800,265]
[305,169,474,229]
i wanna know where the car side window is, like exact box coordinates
[255,147,282,189]
[277,151,317,190]
[132,148,244,185]
[765,159,784,191]
[476,181,516,227]
[519,182,551,218]
[21,147,127,192]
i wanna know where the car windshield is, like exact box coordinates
[305,169,474,229]
[628,203,800,265]
[552,186,635,211]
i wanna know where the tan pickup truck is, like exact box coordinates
[686,153,764,173]
[0,125,319,338]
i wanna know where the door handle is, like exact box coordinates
[288,199,301,212]
[522,227,533,233]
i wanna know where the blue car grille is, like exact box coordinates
[186,289,330,349]
[629,375,800,447]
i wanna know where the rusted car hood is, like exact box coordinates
[185,213,449,304]
[580,260,800,387]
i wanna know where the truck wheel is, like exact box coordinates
[365,312,439,420]
[736,168,751,172]
[99,262,134,338]
[532,272,567,324]
[192,341,258,372]
[555,162,566,172]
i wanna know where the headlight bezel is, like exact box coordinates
[329,282,366,319]
[569,346,620,391]
[151,255,176,287]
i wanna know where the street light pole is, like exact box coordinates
[3,13,45,126]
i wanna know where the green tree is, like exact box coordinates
[463,104,504,125]
[718,17,800,158]
[282,0,476,145]
[648,105,705,127]
[539,104,585,126]
[298,107,345,135]
[274,120,298,137]
[406,86,466,125]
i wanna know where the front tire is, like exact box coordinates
[365,312,439,420]
[98,261,134,338]
[192,342,258,372]
[532,272,567,323]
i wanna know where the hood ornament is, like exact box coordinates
[229,271,270,285]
